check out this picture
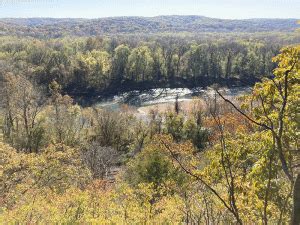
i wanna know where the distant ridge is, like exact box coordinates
[0,15,299,38]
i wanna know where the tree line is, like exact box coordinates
[0,16,299,37]
[0,36,283,98]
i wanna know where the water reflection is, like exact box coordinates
[96,87,251,112]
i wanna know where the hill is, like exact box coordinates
[0,15,299,38]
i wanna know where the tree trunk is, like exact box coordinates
[292,174,300,225]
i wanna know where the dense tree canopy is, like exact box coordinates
[0,16,299,37]
[0,35,291,99]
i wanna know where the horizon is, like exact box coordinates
[0,0,299,19]
[1,15,300,20]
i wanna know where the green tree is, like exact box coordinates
[111,44,130,83]
[127,46,154,82]
[217,45,300,224]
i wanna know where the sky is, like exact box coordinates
[0,0,299,19]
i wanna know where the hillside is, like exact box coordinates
[0,15,299,38]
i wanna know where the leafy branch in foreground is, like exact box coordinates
[216,45,300,224]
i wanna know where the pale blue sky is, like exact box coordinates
[0,0,299,19]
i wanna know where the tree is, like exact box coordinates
[111,44,130,83]
[91,108,135,153]
[160,39,176,81]
[46,81,84,146]
[125,137,188,192]
[82,142,119,179]
[75,50,111,90]
[216,45,300,224]
[127,46,153,82]
[1,74,45,153]
[0,142,91,209]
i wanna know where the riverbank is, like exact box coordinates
[94,86,251,119]
[69,77,258,106]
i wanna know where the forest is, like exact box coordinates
[1,16,299,37]
[0,33,299,100]
[0,15,300,224]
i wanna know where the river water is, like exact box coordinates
[95,87,251,117]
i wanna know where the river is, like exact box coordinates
[95,87,251,118]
